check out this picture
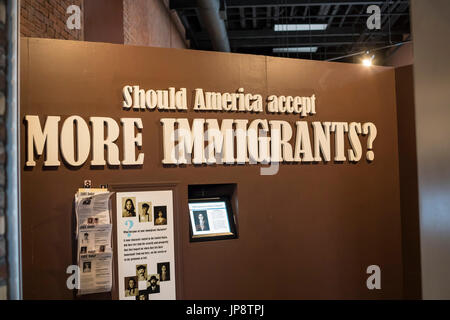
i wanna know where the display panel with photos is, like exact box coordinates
[188,197,237,241]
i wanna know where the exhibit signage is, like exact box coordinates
[116,190,176,300]
[20,39,403,300]
[24,86,378,168]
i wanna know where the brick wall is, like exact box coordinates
[123,0,187,48]
[0,0,6,300]
[20,0,188,48]
[20,0,84,40]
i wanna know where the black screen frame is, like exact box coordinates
[188,196,238,242]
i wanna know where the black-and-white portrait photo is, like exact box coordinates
[122,197,137,218]
[157,262,170,281]
[194,211,210,231]
[147,274,160,294]
[136,290,148,300]
[83,261,91,273]
[81,232,90,245]
[154,206,167,225]
[136,264,148,281]
[138,202,152,222]
[124,276,138,297]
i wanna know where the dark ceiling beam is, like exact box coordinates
[352,2,389,49]
[380,0,401,27]
[318,5,332,21]
[350,3,366,27]
[266,6,271,28]
[242,49,361,55]
[363,0,407,44]
[274,6,279,22]
[243,50,377,58]
[216,36,403,48]
[327,5,340,26]
[239,7,246,29]
[383,1,409,31]
[302,6,308,21]
[185,12,409,19]
[195,28,409,40]
[290,6,296,20]
[170,0,409,10]
[339,5,352,27]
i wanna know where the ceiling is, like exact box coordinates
[170,0,411,63]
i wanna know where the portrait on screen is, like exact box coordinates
[193,211,210,232]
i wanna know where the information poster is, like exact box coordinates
[116,190,176,300]
[75,190,113,295]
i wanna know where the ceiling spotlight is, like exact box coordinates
[361,52,375,67]
[362,58,372,66]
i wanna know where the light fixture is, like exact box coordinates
[273,47,318,53]
[362,58,372,66]
[361,51,375,67]
[274,24,328,32]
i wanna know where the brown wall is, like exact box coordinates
[20,38,403,299]
[123,0,187,48]
[20,0,84,40]
[385,43,414,67]
[395,65,421,299]
[84,0,124,44]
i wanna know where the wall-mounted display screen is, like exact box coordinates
[188,197,237,241]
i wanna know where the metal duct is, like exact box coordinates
[196,0,231,52]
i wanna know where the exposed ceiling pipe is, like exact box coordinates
[196,0,231,52]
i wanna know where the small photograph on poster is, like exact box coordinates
[82,261,92,273]
[122,197,137,218]
[136,290,149,300]
[147,274,160,294]
[136,264,148,281]
[138,202,152,222]
[80,246,87,254]
[157,262,171,281]
[124,276,139,297]
[80,232,91,246]
[99,245,105,253]
[82,197,92,205]
[154,206,167,225]
[193,210,210,232]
